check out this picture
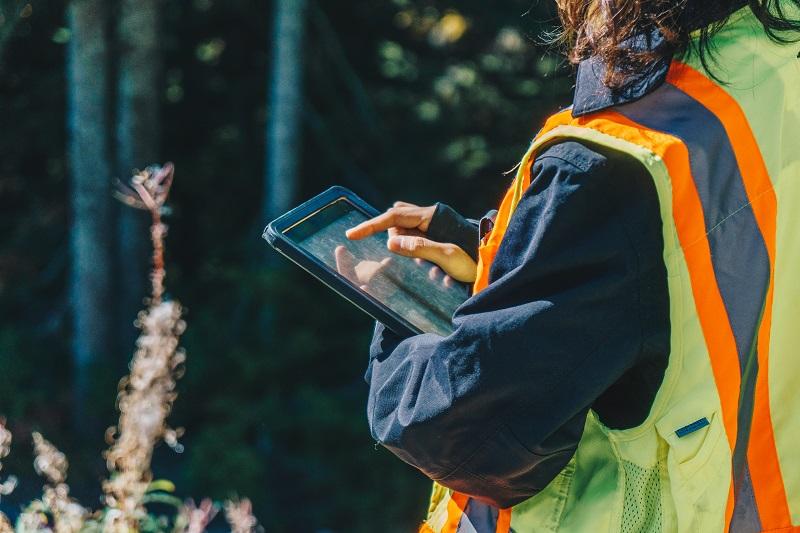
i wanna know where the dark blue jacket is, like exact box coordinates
[365,1,747,508]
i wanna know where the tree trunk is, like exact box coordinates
[116,0,160,354]
[0,1,26,60]
[67,0,113,432]
[263,0,308,223]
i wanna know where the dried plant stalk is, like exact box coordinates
[15,508,48,532]
[114,163,174,304]
[178,498,219,533]
[0,420,16,500]
[103,300,186,526]
[32,433,68,485]
[0,420,15,533]
[224,498,259,533]
[105,163,185,529]
[31,432,86,533]
[42,486,86,533]
[0,514,12,533]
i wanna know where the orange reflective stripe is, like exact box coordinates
[443,491,469,533]
[668,61,791,530]
[540,107,576,134]
[495,508,512,532]
[419,491,469,533]
[420,492,511,533]
[418,491,466,533]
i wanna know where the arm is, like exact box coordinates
[365,141,668,508]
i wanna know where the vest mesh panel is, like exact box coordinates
[621,460,663,533]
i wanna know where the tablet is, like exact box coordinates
[263,186,468,337]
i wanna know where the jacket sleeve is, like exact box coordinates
[425,202,480,262]
[364,141,664,508]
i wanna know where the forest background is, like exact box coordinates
[0,0,572,530]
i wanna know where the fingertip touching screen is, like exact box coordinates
[283,197,468,336]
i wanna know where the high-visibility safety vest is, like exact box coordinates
[421,5,800,533]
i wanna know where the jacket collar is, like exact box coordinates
[571,0,748,117]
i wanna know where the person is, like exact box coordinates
[347,0,800,531]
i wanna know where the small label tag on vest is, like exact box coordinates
[675,417,710,438]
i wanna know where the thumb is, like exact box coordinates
[387,236,477,283]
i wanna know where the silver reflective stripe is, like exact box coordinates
[457,498,499,533]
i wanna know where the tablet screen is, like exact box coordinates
[283,197,468,336]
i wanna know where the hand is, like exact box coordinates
[346,201,478,283]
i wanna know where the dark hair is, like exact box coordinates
[556,0,800,88]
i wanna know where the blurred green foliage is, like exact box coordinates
[0,0,571,530]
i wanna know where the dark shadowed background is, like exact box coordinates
[0,0,572,530]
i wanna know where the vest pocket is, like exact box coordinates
[655,410,722,480]
[655,408,729,531]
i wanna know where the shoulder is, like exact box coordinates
[523,139,653,206]
[533,140,610,174]
[531,139,646,182]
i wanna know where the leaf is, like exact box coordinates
[142,492,184,509]
[147,479,176,493]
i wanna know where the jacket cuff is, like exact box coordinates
[427,203,480,263]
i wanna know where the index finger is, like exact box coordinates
[346,208,420,240]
